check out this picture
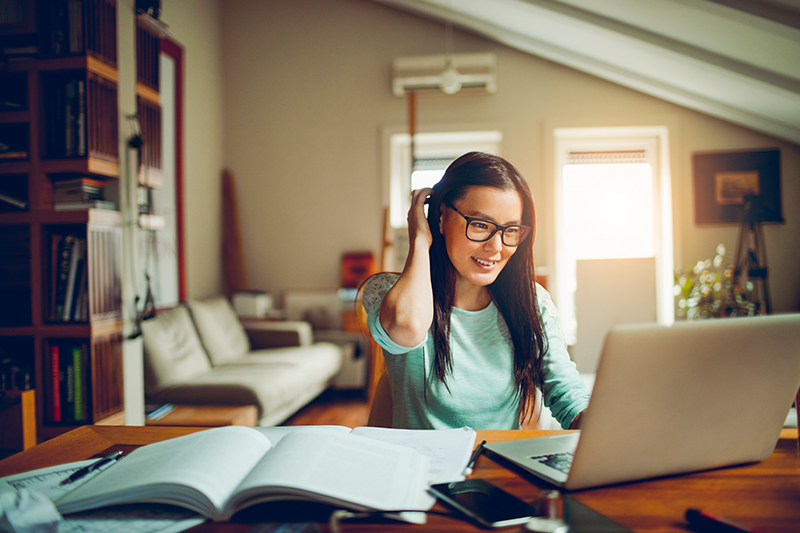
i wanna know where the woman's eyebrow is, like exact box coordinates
[471,210,523,225]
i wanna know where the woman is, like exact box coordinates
[366,152,589,429]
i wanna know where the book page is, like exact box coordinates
[229,430,430,514]
[57,427,272,519]
[253,425,351,445]
[350,426,477,484]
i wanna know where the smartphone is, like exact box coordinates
[429,479,539,528]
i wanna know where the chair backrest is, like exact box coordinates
[367,371,393,427]
[358,273,401,427]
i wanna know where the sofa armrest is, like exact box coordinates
[243,320,314,349]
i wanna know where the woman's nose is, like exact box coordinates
[484,231,504,251]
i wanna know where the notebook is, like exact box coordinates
[485,314,800,490]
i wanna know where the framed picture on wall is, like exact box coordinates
[692,148,783,225]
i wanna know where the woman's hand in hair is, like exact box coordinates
[380,187,435,348]
[408,188,433,249]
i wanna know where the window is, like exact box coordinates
[553,127,674,347]
[384,129,502,271]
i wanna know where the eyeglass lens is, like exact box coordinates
[466,221,527,246]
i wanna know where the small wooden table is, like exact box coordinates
[145,405,258,427]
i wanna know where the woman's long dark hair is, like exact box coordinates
[427,151,546,423]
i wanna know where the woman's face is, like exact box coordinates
[440,185,524,289]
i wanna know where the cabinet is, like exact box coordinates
[0,0,123,439]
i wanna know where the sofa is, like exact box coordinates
[141,297,343,426]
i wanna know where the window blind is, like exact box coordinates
[567,150,647,165]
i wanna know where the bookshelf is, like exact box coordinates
[0,0,123,439]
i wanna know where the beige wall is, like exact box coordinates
[161,0,226,299]
[169,0,799,312]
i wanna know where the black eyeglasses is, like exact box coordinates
[446,204,531,247]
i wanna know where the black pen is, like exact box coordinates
[464,440,487,475]
[685,509,764,533]
[60,451,123,486]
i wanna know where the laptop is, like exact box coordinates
[485,314,800,490]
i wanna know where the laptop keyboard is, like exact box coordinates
[530,452,574,474]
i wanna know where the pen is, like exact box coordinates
[464,440,487,475]
[685,509,765,533]
[60,451,123,486]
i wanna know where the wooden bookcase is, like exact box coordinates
[0,0,123,440]
[135,13,161,188]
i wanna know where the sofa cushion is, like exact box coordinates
[187,297,251,365]
[142,306,212,395]
[220,342,342,379]
[146,350,339,420]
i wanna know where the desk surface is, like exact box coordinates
[0,426,797,533]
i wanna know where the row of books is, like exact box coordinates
[52,175,116,211]
[45,341,89,423]
[0,0,118,64]
[51,234,89,322]
[44,76,86,159]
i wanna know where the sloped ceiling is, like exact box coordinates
[372,0,800,145]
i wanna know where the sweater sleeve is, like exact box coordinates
[365,273,426,355]
[536,286,591,429]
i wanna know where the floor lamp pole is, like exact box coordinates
[732,194,771,315]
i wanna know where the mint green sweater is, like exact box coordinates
[367,277,590,430]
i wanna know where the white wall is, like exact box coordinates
[161,0,226,299]
[163,0,799,313]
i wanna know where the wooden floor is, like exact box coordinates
[281,389,371,427]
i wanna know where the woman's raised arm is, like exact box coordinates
[380,188,435,347]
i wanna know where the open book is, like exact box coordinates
[56,425,476,522]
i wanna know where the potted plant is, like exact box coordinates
[674,244,758,320]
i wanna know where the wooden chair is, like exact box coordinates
[367,371,393,427]
[358,273,401,427]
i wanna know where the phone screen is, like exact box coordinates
[429,479,539,528]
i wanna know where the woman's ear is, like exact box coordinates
[438,210,445,234]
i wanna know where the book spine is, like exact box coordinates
[0,192,27,209]
[74,255,89,321]
[62,238,83,322]
[51,345,61,423]
[54,235,76,321]
[65,79,75,157]
[63,351,74,423]
[72,346,84,421]
[77,79,86,156]
[68,253,85,321]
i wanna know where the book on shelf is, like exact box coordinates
[0,140,28,159]
[52,176,106,189]
[45,342,88,424]
[0,192,27,210]
[0,100,24,112]
[73,258,89,322]
[45,0,85,56]
[1,45,39,58]
[49,345,61,423]
[54,200,116,211]
[43,76,87,158]
[53,235,78,322]
[0,356,32,393]
[55,425,477,521]
[61,238,84,322]
[53,188,104,203]
[71,346,85,421]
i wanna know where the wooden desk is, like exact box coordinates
[0,427,797,532]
